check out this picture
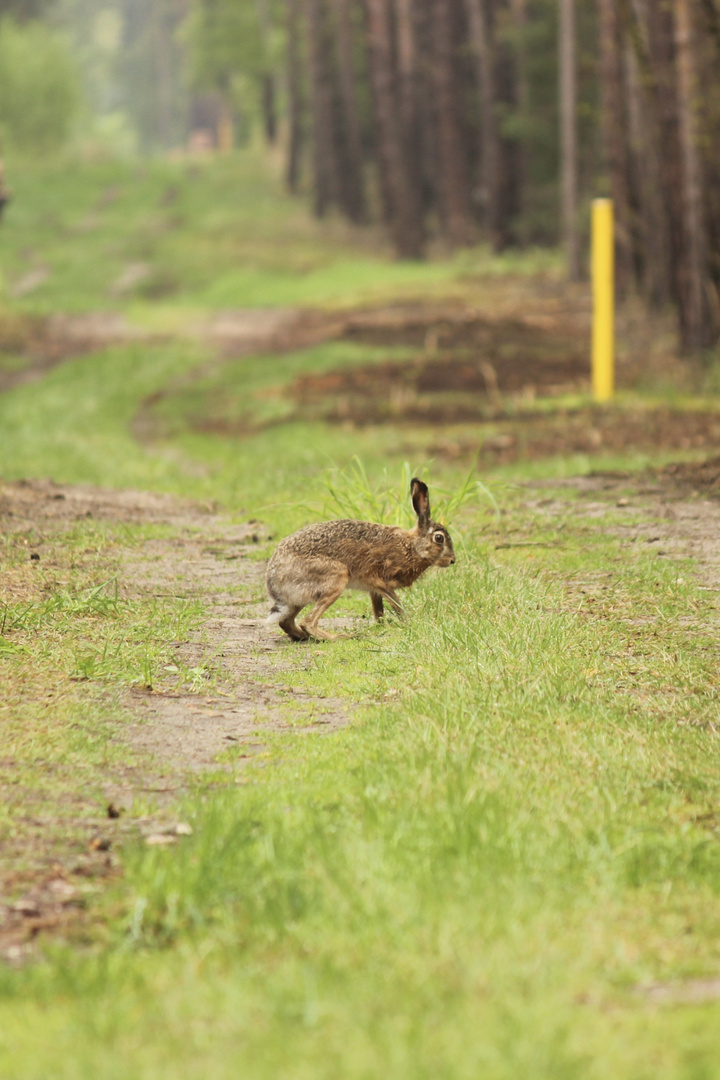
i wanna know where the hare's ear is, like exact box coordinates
[410,478,430,530]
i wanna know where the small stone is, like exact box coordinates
[146,834,177,846]
[10,899,41,917]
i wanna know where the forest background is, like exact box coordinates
[1,0,720,357]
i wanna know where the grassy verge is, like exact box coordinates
[1,495,720,1077]
[0,514,207,899]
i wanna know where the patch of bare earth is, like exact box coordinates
[121,300,720,467]
[116,501,350,778]
[282,306,720,457]
[526,464,720,614]
[571,461,720,589]
[0,307,319,394]
[638,977,720,1005]
[0,479,349,962]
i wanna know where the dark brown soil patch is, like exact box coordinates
[656,455,720,499]
[422,408,720,465]
[337,303,588,355]
[288,348,587,428]
[133,301,597,442]
[147,302,717,453]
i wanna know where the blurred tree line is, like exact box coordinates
[0,0,189,154]
[186,0,720,351]
[0,0,81,152]
[51,0,189,152]
[0,0,718,350]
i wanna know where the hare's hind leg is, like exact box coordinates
[278,607,310,641]
[267,596,309,640]
[371,592,384,620]
[299,567,349,641]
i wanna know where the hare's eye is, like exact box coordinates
[434,532,445,545]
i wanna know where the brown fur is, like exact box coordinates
[266,479,455,640]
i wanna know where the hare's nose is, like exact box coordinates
[450,556,456,565]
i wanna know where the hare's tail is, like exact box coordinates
[266,585,297,625]
[266,599,289,625]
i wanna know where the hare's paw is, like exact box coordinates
[299,621,338,642]
[278,617,310,641]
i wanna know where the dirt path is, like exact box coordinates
[2,477,352,770]
[116,503,350,782]
[3,288,719,962]
[0,479,350,962]
[0,308,314,394]
[567,465,720,590]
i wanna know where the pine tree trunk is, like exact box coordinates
[364,0,425,256]
[256,0,277,144]
[285,0,305,193]
[430,0,474,247]
[394,0,425,209]
[509,0,528,226]
[625,42,672,307]
[644,0,699,351]
[464,0,501,245]
[674,0,714,348]
[413,0,443,214]
[597,0,633,295]
[559,0,580,279]
[395,0,417,129]
[696,0,720,323]
[332,0,367,222]
[261,75,278,144]
[306,0,341,216]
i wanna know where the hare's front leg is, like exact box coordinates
[370,592,384,620]
[380,586,404,617]
[370,587,404,621]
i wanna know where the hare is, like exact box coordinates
[266,478,455,641]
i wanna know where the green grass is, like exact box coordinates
[0,148,562,319]
[0,515,208,910]
[2,514,720,1078]
[1,150,720,1078]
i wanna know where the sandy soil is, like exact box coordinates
[116,504,351,780]
[538,469,720,592]
[0,308,318,394]
[1,477,352,766]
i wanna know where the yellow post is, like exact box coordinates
[591,198,615,402]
